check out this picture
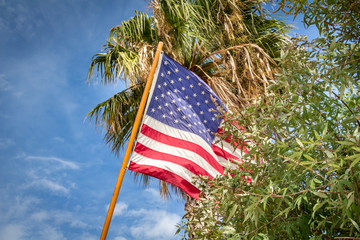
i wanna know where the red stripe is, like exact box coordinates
[134,143,214,178]
[141,124,224,174]
[211,144,240,163]
[128,162,201,199]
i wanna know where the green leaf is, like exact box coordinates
[349,155,360,168]
[352,147,360,152]
[347,193,354,209]
[225,204,238,223]
[295,138,304,148]
[312,191,328,198]
[350,218,360,232]
[304,154,315,161]
[329,36,337,51]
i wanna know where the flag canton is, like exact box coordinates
[146,54,225,145]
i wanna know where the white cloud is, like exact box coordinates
[128,209,181,240]
[0,74,12,91]
[0,138,14,149]
[30,210,49,222]
[111,201,128,217]
[145,188,162,200]
[31,225,65,240]
[0,224,26,240]
[26,155,80,170]
[30,178,70,194]
[114,236,127,240]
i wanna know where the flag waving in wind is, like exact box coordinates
[129,53,245,199]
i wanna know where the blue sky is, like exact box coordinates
[0,1,318,240]
[0,1,186,239]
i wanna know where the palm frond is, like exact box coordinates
[87,84,144,154]
[88,11,158,86]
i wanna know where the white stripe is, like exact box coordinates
[130,152,199,187]
[136,132,221,177]
[143,115,221,163]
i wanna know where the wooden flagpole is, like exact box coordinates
[100,42,163,240]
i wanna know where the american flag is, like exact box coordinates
[128,53,246,199]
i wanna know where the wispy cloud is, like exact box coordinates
[111,205,181,240]
[26,155,79,170]
[108,201,128,217]
[0,224,26,240]
[28,178,70,194]
[128,209,181,240]
[0,74,12,91]
[0,138,14,149]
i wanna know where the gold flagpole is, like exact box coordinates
[100,42,163,240]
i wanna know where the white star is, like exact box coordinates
[190,84,193,88]
[163,82,167,86]
[151,108,155,112]
[198,83,202,86]
[185,96,189,99]
[165,103,169,106]
[172,99,176,103]
[170,80,174,84]
[212,117,216,121]
[158,105,162,110]
[183,106,187,109]
[158,84,161,89]
[203,129,206,133]
[198,121,201,124]
[169,111,173,115]
[205,100,209,104]
[161,94,165,98]
[201,91,205,95]
[155,96,158,100]
[200,111,203,114]
[193,93,197,97]
[186,75,190,79]
[188,124,192,127]
[174,89,178,93]
[196,102,200,106]
[188,105,192,108]
[182,116,186,119]
[167,70,171,75]
[178,78,182,81]
[207,128,211,132]
[194,122,197,126]
[208,108,212,112]
[174,119,179,123]
[181,87,185,91]
[188,114,192,117]
[175,68,179,72]
[204,120,207,123]
[162,114,166,118]
[164,61,168,65]
[161,73,164,77]
[178,98,182,102]
[199,130,202,133]
[177,108,181,111]
[167,91,171,95]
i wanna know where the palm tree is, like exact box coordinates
[88,0,288,199]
